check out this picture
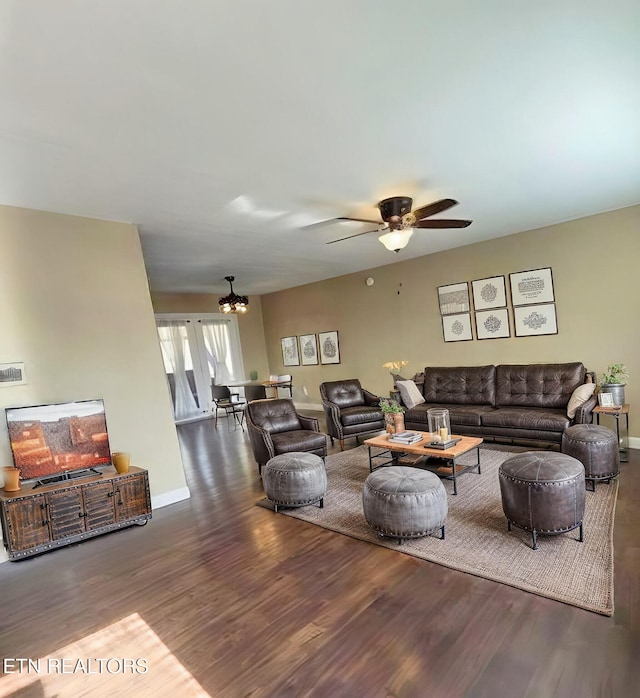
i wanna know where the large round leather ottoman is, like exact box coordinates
[263,452,327,513]
[362,466,447,544]
[498,452,585,550]
[561,424,619,491]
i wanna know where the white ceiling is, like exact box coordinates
[1,1,639,296]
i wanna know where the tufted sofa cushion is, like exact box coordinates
[423,365,496,405]
[495,362,585,409]
[321,379,366,408]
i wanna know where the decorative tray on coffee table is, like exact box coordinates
[426,437,462,450]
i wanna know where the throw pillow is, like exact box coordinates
[397,380,426,410]
[566,383,596,419]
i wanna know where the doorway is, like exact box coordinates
[155,314,245,423]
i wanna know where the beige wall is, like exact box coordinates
[261,205,640,442]
[150,292,270,381]
[0,206,188,510]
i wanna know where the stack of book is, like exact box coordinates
[389,431,423,445]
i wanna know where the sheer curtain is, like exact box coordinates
[202,320,242,385]
[156,321,199,421]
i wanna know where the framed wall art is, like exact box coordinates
[471,275,507,311]
[597,392,615,408]
[509,267,554,306]
[318,331,340,364]
[442,313,473,342]
[475,308,510,340]
[513,303,558,337]
[0,362,27,387]
[437,282,470,316]
[280,336,300,366]
[299,334,319,365]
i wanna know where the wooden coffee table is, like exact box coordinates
[364,432,483,495]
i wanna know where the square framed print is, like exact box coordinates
[475,308,510,339]
[442,313,473,342]
[318,331,340,364]
[437,282,470,316]
[598,392,615,407]
[471,275,507,311]
[0,362,27,387]
[509,267,555,306]
[299,334,319,365]
[280,336,300,366]
[514,303,558,337]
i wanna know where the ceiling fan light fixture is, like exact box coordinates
[218,275,249,314]
[378,228,413,253]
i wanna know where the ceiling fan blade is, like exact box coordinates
[412,198,458,221]
[336,216,383,224]
[300,218,340,230]
[415,219,472,229]
[302,215,382,230]
[326,227,387,244]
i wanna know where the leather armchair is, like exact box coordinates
[320,379,385,450]
[246,398,327,475]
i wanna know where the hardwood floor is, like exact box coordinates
[1,415,639,697]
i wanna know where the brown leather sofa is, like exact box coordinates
[397,363,596,447]
[320,379,385,450]
[246,398,327,474]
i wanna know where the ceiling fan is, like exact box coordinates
[326,196,472,252]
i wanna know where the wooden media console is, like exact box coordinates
[0,466,151,560]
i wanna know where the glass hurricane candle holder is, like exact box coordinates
[427,408,451,443]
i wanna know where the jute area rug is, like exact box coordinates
[257,445,617,615]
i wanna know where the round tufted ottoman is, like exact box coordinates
[561,424,619,491]
[362,466,447,544]
[499,452,585,550]
[263,452,327,513]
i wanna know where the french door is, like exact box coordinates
[155,314,245,423]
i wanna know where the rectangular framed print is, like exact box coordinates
[280,336,300,366]
[318,331,340,364]
[0,362,27,387]
[299,334,319,365]
[437,282,470,316]
[475,308,510,339]
[509,267,555,306]
[471,275,507,310]
[442,313,473,342]
[514,303,558,337]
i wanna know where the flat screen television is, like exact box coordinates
[5,399,112,484]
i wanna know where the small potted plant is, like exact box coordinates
[599,363,629,407]
[380,398,406,434]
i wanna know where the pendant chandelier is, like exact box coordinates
[218,275,249,314]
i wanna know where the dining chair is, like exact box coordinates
[244,384,268,402]
[211,384,246,431]
[277,374,293,398]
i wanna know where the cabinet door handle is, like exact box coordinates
[42,519,49,526]
[78,512,87,518]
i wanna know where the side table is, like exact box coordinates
[593,404,629,463]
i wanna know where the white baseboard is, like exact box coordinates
[151,486,191,509]
[627,436,639,450]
